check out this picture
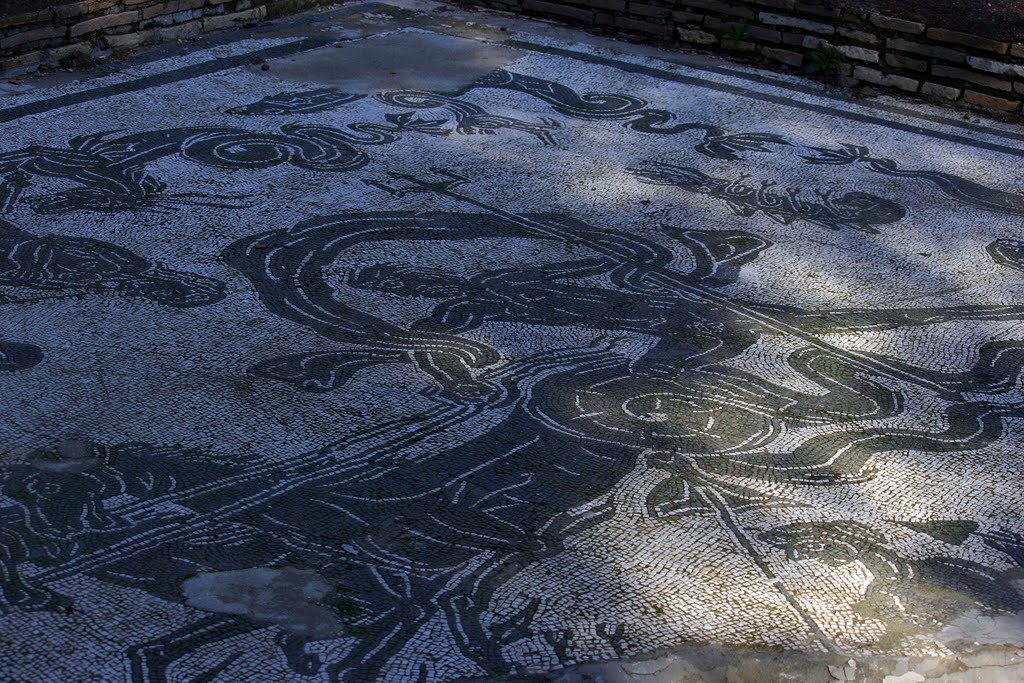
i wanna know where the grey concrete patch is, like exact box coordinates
[181,567,344,639]
[261,30,525,93]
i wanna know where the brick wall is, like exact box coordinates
[1,0,329,73]
[455,0,1024,115]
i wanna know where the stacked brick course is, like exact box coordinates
[456,0,1024,114]
[1,0,328,73]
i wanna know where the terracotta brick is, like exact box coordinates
[70,11,139,38]
[926,28,1008,55]
[963,89,1020,112]
[1,25,66,50]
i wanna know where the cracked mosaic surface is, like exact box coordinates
[1,22,1024,683]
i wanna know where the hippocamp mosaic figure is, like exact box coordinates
[0,218,225,308]
[0,96,556,214]
[629,162,907,233]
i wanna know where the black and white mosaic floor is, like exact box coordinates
[2,9,1024,682]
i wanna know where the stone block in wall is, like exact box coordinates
[600,14,673,37]
[836,44,878,63]
[629,3,670,19]
[837,27,878,45]
[47,42,92,62]
[753,0,795,10]
[201,6,266,31]
[586,0,624,11]
[852,65,918,91]
[884,52,926,72]
[70,11,139,38]
[142,9,205,28]
[0,8,53,30]
[761,46,802,66]
[702,16,743,32]
[868,14,924,35]
[677,28,716,45]
[794,2,841,19]
[671,10,703,26]
[682,0,754,20]
[803,36,878,63]
[0,25,65,50]
[963,89,1020,112]
[745,25,781,43]
[1012,44,1024,59]
[53,0,119,20]
[721,38,755,52]
[142,0,207,21]
[103,29,156,48]
[522,0,592,23]
[157,17,203,38]
[887,38,965,63]
[920,81,961,100]
[0,49,45,72]
[926,28,1008,55]
[931,64,1013,92]
[758,12,834,35]
[965,56,1024,79]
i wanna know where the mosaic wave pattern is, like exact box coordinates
[1,31,1024,683]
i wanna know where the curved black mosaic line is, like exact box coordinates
[226,89,367,115]
[987,238,1024,272]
